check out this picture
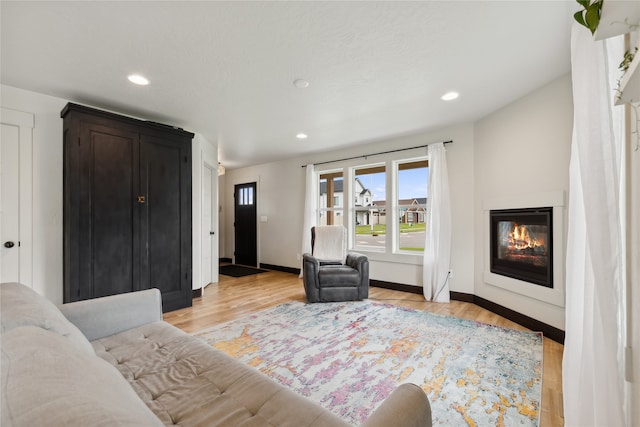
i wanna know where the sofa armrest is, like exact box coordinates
[302,253,321,302]
[361,383,432,427]
[346,252,369,300]
[58,289,163,341]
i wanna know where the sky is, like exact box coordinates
[359,168,428,201]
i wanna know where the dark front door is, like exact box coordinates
[234,182,257,266]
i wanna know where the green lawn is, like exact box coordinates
[355,223,425,235]
[400,223,425,233]
[355,224,386,234]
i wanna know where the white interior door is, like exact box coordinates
[0,108,34,286]
[0,108,33,286]
[1,123,20,281]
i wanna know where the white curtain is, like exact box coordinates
[299,164,317,277]
[562,24,627,426]
[422,142,452,303]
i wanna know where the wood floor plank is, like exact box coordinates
[164,269,564,426]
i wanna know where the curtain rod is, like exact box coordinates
[301,140,452,168]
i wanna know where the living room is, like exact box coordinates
[218,73,572,336]
[1,1,638,426]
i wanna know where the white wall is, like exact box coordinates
[0,84,217,303]
[222,123,476,294]
[473,74,573,330]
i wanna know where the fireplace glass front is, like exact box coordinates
[490,207,553,288]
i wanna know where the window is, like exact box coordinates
[397,160,428,252]
[353,165,386,251]
[238,186,254,206]
[313,153,429,260]
[318,172,343,226]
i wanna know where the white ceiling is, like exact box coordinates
[1,1,575,169]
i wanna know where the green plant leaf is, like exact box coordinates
[576,0,589,7]
[585,4,601,34]
[586,2,601,17]
[573,10,587,27]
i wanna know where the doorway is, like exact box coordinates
[234,182,257,267]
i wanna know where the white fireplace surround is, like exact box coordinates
[483,191,565,307]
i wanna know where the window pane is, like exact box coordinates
[398,160,428,252]
[354,166,386,250]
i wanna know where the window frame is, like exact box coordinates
[352,164,387,253]
[395,158,429,254]
[313,151,430,266]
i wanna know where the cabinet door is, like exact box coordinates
[139,134,192,312]
[71,122,139,301]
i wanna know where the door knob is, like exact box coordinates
[4,241,15,248]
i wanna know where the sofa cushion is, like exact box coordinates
[93,321,351,427]
[317,265,360,287]
[1,326,164,427]
[0,282,94,354]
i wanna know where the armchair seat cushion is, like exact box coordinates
[318,260,343,266]
[318,266,360,287]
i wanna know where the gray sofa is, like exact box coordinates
[1,282,432,426]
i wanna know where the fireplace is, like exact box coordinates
[490,207,553,288]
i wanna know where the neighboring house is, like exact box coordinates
[354,178,374,226]
[353,178,372,208]
[318,178,344,226]
[400,198,426,224]
[319,178,344,210]
[319,178,374,226]
[370,198,427,225]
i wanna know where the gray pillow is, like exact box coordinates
[1,326,164,427]
[0,282,94,354]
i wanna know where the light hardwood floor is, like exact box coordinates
[164,269,564,426]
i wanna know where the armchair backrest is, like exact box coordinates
[311,226,347,263]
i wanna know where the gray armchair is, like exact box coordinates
[302,226,369,303]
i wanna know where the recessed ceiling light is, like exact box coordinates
[441,91,459,101]
[128,74,149,86]
[293,79,310,89]
[296,133,308,139]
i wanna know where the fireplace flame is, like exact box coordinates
[509,224,541,250]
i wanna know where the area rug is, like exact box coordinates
[194,301,543,426]
[219,264,267,277]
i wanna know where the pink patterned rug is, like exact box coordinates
[194,301,543,426]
